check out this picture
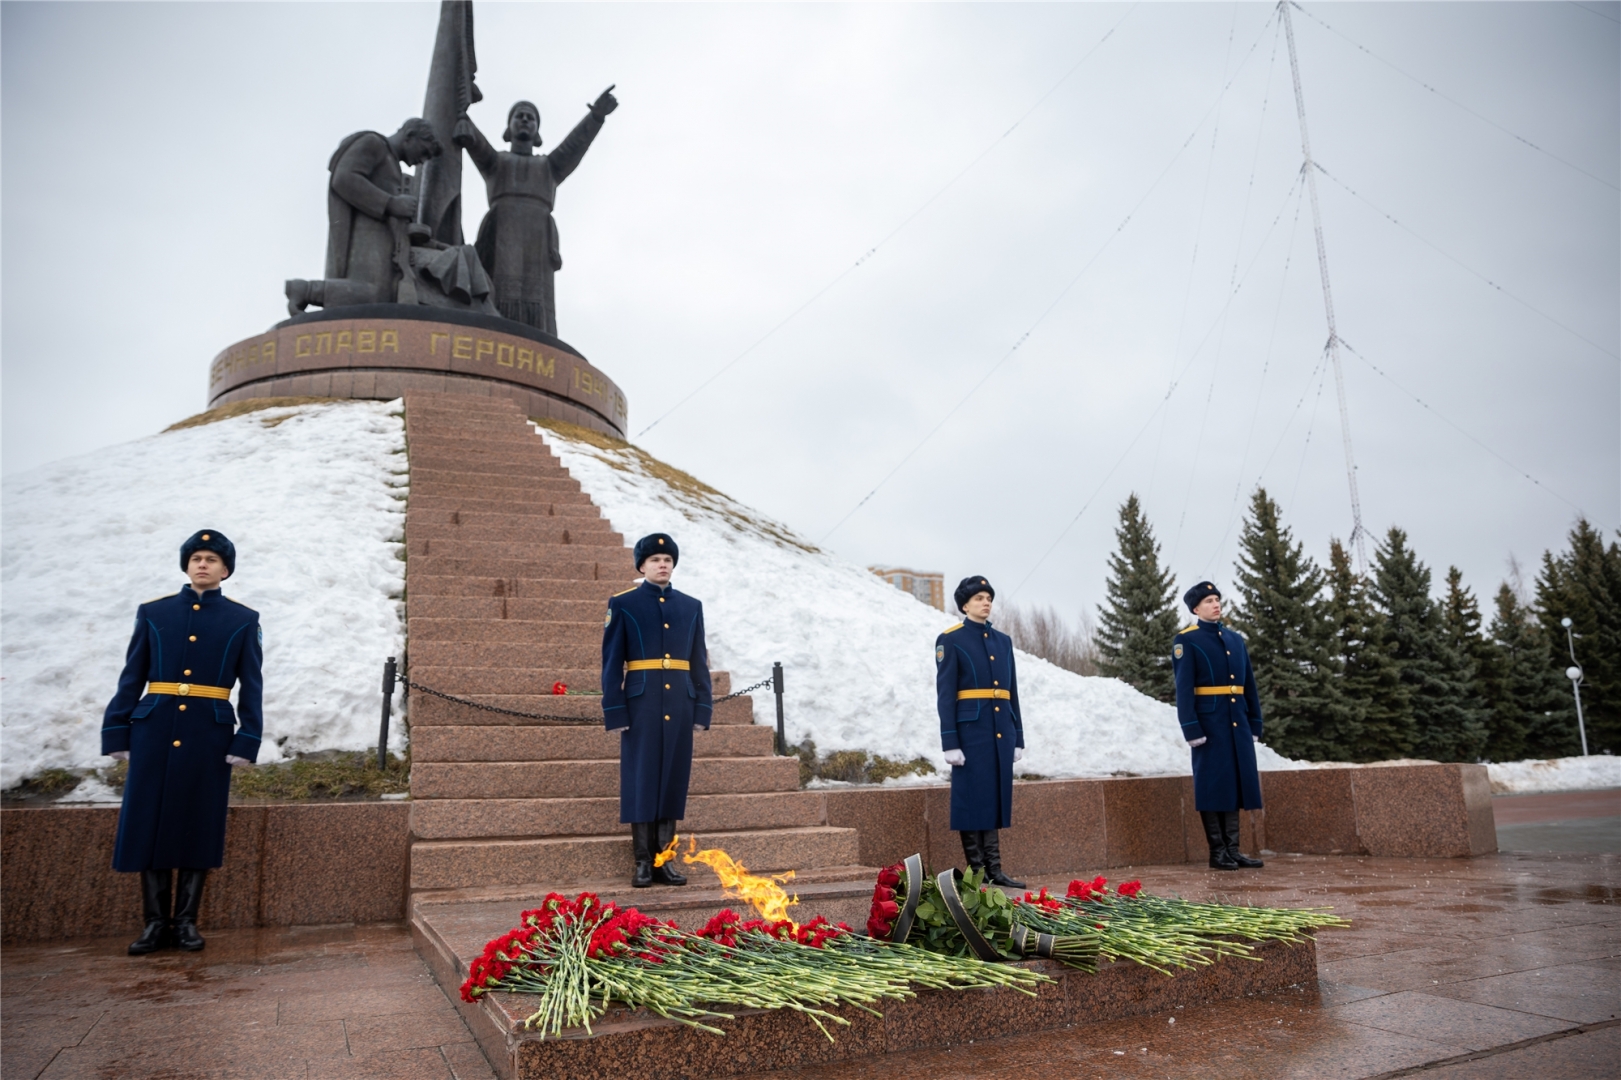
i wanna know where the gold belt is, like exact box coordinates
[146,681,231,700]
[1193,686,1243,696]
[626,659,691,672]
[957,689,1011,700]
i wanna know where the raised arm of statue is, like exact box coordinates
[548,110,606,185]
[453,115,499,177]
[329,133,401,223]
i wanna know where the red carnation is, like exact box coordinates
[1118,880,1143,898]
[552,681,568,695]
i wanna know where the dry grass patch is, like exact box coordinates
[164,397,345,432]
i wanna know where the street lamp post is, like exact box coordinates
[1560,617,1590,757]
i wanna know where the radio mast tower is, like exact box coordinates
[1281,0,1368,570]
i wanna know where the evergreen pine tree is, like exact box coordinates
[1440,567,1495,757]
[1096,494,1181,701]
[1485,584,1576,760]
[1534,519,1621,754]
[1325,538,1403,760]
[1370,528,1488,761]
[1228,489,1356,760]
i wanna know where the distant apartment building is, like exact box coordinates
[869,566,946,612]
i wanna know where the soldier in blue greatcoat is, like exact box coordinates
[936,575,1026,888]
[601,533,713,888]
[102,530,264,953]
[1172,581,1264,871]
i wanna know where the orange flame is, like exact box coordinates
[680,835,799,925]
[653,832,679,868]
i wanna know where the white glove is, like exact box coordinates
[1187,737,1208,748]
[1013,747,1025,762]
[108,750,130,761]
[226,755,253,767]
[694,724,704,733]
[943,749,966,767]
[1253,735,1259,743]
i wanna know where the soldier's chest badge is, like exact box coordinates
[1174,643,1183,659]
[936,644,944,663]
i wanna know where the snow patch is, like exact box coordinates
[1488,755,1621,795]
[535,423,1300,781]
[1,401,408,788]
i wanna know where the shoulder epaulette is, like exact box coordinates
[942,622,964,634]
[1177,624,1198,635]
[612,586,637,597]
[142,591,180,605]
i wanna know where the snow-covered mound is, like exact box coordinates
[1488,755,1621,795]
[1,401,408,788]
[537,423,1298,781]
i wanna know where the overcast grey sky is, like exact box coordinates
[3,2,1616,622]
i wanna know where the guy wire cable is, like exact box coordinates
[1313,162,1618,361]
[633,4,1140,441]
[820,8,1284,544]
[1292,2,1619,192]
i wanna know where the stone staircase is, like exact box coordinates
[400,391,873,913]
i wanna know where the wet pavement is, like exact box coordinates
[3,800,1617,1079]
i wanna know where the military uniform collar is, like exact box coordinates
[181,584,224,604]
[640,580,672,597]
[1197,618,1222,631]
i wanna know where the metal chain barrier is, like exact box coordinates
[390,671,777,727]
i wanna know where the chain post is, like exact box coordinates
[378,656,397,770]
[772,661,786,756]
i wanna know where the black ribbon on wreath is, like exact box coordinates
[887,853,925,944]
[934,868,1006,962]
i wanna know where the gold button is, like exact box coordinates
[989,655,995,660]
[997,733,1003,738]
[664,715,670,721]
[188,635,197,642]
[201,534,210,540]
[173,740,181,747]
[665,683,671,689]
[664,623,669,628]
[1232,722,1237,727]
[193,604,200,611]
[665,654,670,658]
[659,597,665,603]
[183,670,191,676]
[995,706,1000,712]
[178,705,186,712]
[993,681,999,686]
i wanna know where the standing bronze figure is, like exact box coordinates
[454,88,617,335]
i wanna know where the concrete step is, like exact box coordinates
[406,417,533,435]
[408,521,621,545]
[405,539,627,562]
[405,575,632,600]
[412,723,776,763]
[407,396,526,416]
[405,686,755,727]
[410,755,800,800]
[405,596,609,622]
[406,498,606,518]
[409,640,599,670]
[408,826,862,891]
[408,618,603,645]
[409,555,622,580]
[408,469,581,495]
[408,790,827,840]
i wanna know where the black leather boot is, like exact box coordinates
[630,822,654,888]
[128,870,173,955]
[959,830,985,876]
[1202,811,1240,870]
[981,830,1026,889]
[1223,812,1264,868]
[651,819,686,886]
[173,869,208,951]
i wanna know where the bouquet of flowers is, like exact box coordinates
[873,861,1347,976]
[462,890,1051,1041]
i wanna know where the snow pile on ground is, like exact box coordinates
[537,423,1300,781]
[1488,755,1621,795]
[1,401,408,788]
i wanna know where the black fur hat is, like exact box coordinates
[953,575,994,613]
[633,533,679,571]
[180,529,235,577]
[1183,580,1221,611]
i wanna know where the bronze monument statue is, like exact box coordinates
[454,89,617,335]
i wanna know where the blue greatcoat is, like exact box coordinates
[601,581,713,823]
[1172,619,1264,812]
[100,585,264,871]
[936,619,1023,831]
